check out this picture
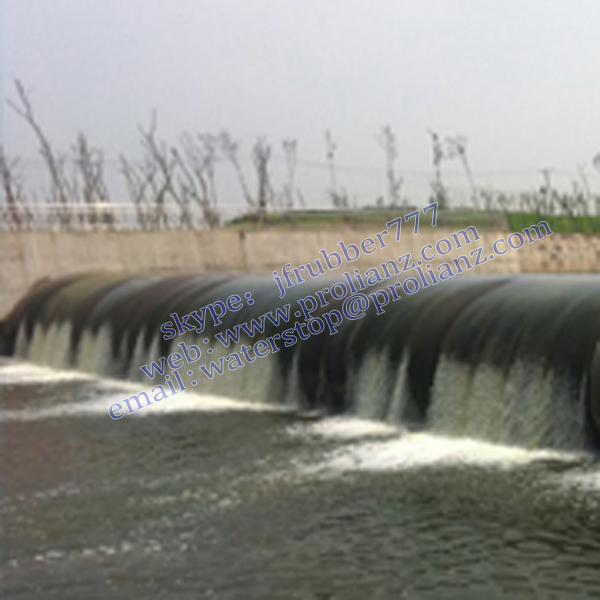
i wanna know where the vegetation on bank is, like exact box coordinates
[227,209,600,234]
[506,213,600,234]
[226,208,508,230]
[3,79,600,233]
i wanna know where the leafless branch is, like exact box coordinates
[0,147,32,229]
[219,131,254,208]
[376,125,403,208]
[282,139,298,210]
[7,80,71,225]
[252,137,272,213]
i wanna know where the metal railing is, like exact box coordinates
[0,202,251,232]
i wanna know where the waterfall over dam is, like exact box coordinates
[2,273,600,451]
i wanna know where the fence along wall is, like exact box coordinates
[0,228,596,317]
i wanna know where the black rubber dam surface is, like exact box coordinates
[3,272,600,451]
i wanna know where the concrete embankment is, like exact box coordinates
[0,227,598,317]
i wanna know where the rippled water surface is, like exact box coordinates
[2,359,600,599]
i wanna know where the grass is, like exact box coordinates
[227,208,600,234]
[226,208,509,231]
[506,213,600,234]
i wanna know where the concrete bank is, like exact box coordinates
[0,227,597,316]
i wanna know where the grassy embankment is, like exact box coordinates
[226,209,507,230]
[506,213,600,234]
[227,209,600,234]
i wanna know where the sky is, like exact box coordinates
[2,0,600,209]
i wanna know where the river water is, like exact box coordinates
[2,359,600,599]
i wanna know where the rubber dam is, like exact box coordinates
[2,272,600,451]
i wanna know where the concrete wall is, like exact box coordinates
[1,227,598,316]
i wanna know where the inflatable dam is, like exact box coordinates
[2,273,600,451]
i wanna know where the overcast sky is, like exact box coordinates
[2,0,600,207]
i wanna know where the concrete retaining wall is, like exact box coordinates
[1,228,597,316]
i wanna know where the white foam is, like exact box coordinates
[0,361,95,384]
[0,361,287,420]
[135,391,289,416]
[552,470,600,492]
[109,378,288,416]
[287,416,400,440]
[302,432,578,474]
[0,391,286,421]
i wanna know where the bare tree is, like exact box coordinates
[569,180,589,216]
[592,153,600,215]
[137,115,215,229]
[170,149,205,228]
[324,130,348,208]
[218,132,275,217]
[219,131,254,208]
[282,139,298,209]
[539,168,554,214]
[479,189,514,213]
[252,137,273,215]
[200,134,219,209]
[296,188,307,208]
[577,165,592,215]
[71,132,113,227]
[428,130,449,209]
[0,147,30,229]
[520,190,544,214]
[8,80,71,226]
[445,135,479,210]
[137,114,177,228]
[177,134,221,228]
[376,125,403,207]
[120,154,152,229]
[324,130,338,196]
[122,126,221,230]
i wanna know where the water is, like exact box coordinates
[3,359,600,599]
[5,273,600,597]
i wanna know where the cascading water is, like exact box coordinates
[3,272,600,451]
